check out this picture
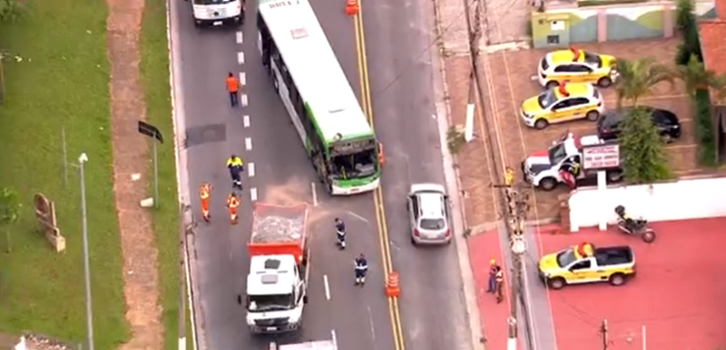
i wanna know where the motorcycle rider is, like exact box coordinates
[354,253,368,285]
[615,205,638,232]
[335,218,346,249]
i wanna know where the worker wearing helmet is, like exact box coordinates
[335,218,346,249]
[354,253,368,285]
[226,154,244,190]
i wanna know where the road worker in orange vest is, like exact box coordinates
[495,268,504,304]
[200,183,212,222]
[226,192,240,224]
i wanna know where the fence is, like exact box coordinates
[531,0,717,48]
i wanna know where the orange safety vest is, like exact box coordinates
[227,196,240,209]
[200,185,211,200]
[226,77,239,93]
[378,143,385,167]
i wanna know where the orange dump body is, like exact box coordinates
[247,202,308,264]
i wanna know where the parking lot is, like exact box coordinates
[535,217,726,350]
[477,38,698,221]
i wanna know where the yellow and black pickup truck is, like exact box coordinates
[538,243,635,290]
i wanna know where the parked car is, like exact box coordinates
[596,106,681,143]
[406,183,451,245]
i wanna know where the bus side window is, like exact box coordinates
[303,107,323,152]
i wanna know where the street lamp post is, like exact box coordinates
[78,153,95,350]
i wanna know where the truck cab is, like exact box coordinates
[538,243,635,289]
[245,255,308,333]
[521,132,623,191]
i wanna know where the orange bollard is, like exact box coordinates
[385,271,400,297]
[345,0,359,16]
[377,142,385,168]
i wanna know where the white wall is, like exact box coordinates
[569,176,726,231]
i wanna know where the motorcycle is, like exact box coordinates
[614,205,656,243]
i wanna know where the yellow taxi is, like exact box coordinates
[520,82,604,130]
[537,47,617,89]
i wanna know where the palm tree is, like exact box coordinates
[613,57,675,107]
[675,54,726,98]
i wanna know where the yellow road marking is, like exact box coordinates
[353,5,406,350]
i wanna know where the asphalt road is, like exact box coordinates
[172,0,472,349]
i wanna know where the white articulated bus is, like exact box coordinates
[186,0,243,27]
[256,0,382,195]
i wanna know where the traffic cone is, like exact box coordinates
[345,0,359,16]
[385,271,400,297]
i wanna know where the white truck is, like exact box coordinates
[521,132,624,191]
[269,339,337,350]
[240,202,310,334]
[185,0,243,27]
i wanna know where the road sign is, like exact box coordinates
[582,143,620,170]
[137,120,163,207]
[138,121,164,143]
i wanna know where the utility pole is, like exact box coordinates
[600,320,609,350]
[503,183,529,350]
[78,153,95,350]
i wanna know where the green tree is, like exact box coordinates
[613,57,674,107]
[675,54,726,97]
[674,0,702,65]
[613,57,673,183]
[619,107,671,183]
[0,0,26,23]
[0,187,20,253]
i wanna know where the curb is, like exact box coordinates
[429,0,486,350]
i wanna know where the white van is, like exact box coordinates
[187,0,243,26]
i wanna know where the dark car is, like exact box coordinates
[597,107,681,143]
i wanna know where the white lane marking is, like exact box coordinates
[248,162,255,177]
[245,137,252,150]
[236,31,243,44]
[241,94,248,106]
[243,115,250,128]
[311,182,318,207]
[239,72,246,86]
[331,329,337,347]
[237,52,245,64]
[347,211,369,223]
[250,187,258,201]
[323,274,330,300]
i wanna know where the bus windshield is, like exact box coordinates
[330,147,377,180]
[193,0,235,5]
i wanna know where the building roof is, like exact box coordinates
[698,0,726,103]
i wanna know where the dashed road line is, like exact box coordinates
[236,31,243,44]
[241,94,248,106]
[248,162,256,177]
[243,115,250,128]
[239,72,246,86]
[237,52,245,64]
[323,274,331,300]
[250,187,258,201]
[245,137,252,150]
[311,182,318,206]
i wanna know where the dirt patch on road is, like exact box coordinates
[106,0,163,349]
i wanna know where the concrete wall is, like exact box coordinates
[532,0,716,48]
[568,176,726,231]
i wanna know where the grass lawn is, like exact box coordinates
[0,0,183,349]
[0,0,127,348]
[139,0,186,349]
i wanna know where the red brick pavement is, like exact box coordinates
[539,218,726,350]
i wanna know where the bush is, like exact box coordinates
[619,107,671,183]
[674,0,702,65]
[693,89,718,166]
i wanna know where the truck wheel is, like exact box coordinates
[607,171,623,183]
[609,273,626,286]
[539,177,557,191]
[548,277,566,290]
